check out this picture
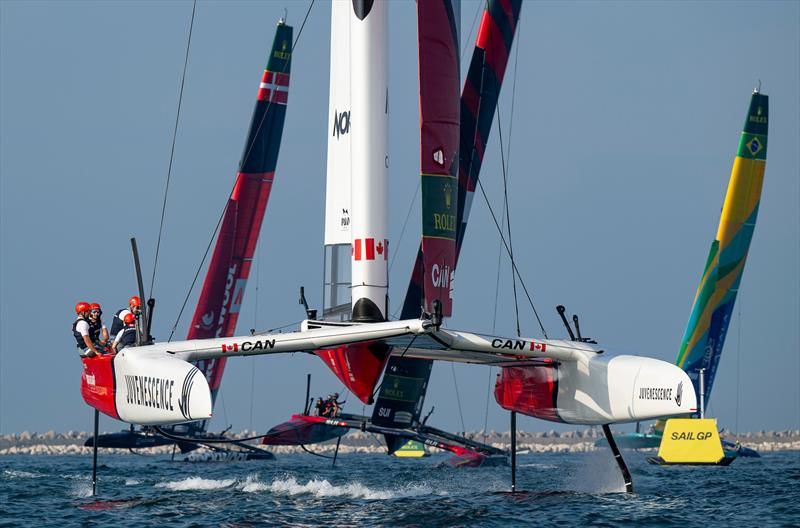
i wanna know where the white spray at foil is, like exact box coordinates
[566,450,628,494]
[155,476,236,491]
[246,475,434,500]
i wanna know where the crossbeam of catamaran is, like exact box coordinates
[80,315,695,428]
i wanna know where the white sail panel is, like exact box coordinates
[324,0,352,246]
[350,0,389,321]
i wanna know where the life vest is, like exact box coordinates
[88,318,103,343]
[115,327,137,351]
[110,308,131,337]
[72,317,89,348]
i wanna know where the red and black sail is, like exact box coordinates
[187,21,292,416]
[419,0,461,318]
[374,0,521,430]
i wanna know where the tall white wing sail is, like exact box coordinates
[350,0,389,322]
[323,0,353,320]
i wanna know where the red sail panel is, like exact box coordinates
[418,0,460,317]
[186,22,293,407]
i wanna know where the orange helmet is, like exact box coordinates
[123,313,136,325]
[129,296,141,308]
[75,302,91,314]
[90,303,101,311]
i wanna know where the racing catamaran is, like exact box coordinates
[79,0,696,493]
[263,0,522,466]
[85,18,293,460]
[599,90,768,459]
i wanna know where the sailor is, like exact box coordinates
[112,313,138,353]
[330,392,341,417]
[73,302,101,358]
[314,397,324,416]
[320,396,333,417]
[110,296,141,337]
[88,302,109,347]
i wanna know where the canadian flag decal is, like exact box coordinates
[530,341,547,352]
[353,239,389,261]
[221,343,239,353]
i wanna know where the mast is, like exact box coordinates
[186,20,293,423]
[350,0,389,322]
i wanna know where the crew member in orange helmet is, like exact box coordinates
[88,302,109,346]
[112,313,138,353]
[72,302,100,357]
[110,296,141,337]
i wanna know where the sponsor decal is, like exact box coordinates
[340,208,350,228]
[199,311,215,331]
[220,339,276,353]
[748,105,767,124]
[675,381,683,407]
[86,374,96,386]
[213,263,238,338]
[332,109,351,139]
[432,213,456,232]
[670,431,714,441]
[273,39,291,61]
[638,386,674,401]
[490,339,547,353]
[432,147,444,166]
[124,374,175,411]
[178,369,198,420]
[431,263,451,289]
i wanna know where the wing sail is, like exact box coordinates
[674,91,768,413]
[418,0,460,317]
[381,0,522,429]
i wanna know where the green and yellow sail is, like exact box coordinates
[674,90,768,414]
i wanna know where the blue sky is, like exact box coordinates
[1,0,798,436]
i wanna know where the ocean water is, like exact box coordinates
[1,450,798,527]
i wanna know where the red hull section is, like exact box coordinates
[80,355,119,420]
[315,342,390,404]
[494,364,563,423]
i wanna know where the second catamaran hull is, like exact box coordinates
[494,354,696,425]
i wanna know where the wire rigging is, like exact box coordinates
[474,179,548,337]
[150,0,197,301]
[485,14,524,439]
[461,1,483,62]
[388,181,420,274]
[450,363,467,436]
